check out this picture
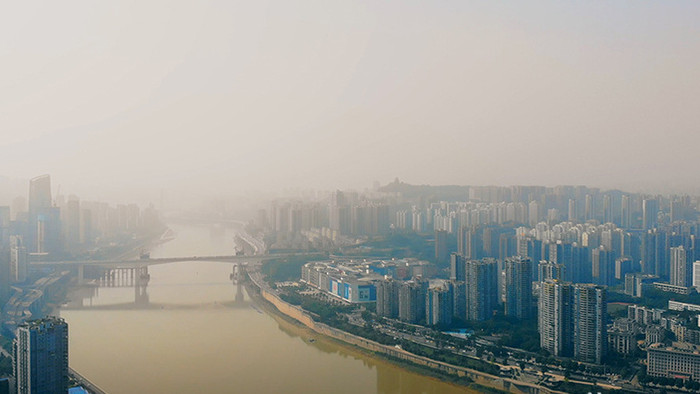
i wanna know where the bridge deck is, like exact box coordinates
[30,252,326,267]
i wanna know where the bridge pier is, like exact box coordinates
[135,266,150,305]
[99,267,140,287]
[77,265,85,285]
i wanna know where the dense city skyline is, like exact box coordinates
[2,1,700,392]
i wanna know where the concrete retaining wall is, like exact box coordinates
[255,282,560,394]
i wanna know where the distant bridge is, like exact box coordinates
[29,252,326,285]
[29,252,326,269]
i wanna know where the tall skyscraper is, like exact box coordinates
[570,243,591,283]
[603,194,613,224]
[614,257,633,281]
[458,226,479,258]
[426,283,453,326]
[14,317,69,394]
[451,280,466,319]
[568,199,577,222]
[64,199,81,251]
[434,230,448,264]
[620,195,631,229]
[28,175,52,214]
[376,279,400,318]
[449,253,465,281]
[28,175,52,254]
[539,281,608,363]
[0,206,10,245]
[528,200,540,226]
[591,246,615,286]
[27,175,63,256]
[670,246,691,287]
[573,284,607,364]
[328,190,350,234]
[10,236,27,283]
[0,247,10,304]
[694,261,700,291]
[465,259,498,321]
[399,279,427,324]
[505,256,532,320]
[539,280,574,357]
[585,194,595,221]
[642,198,659,230]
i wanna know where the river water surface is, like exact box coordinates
[61,224,471,393]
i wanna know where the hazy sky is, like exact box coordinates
[1,1,699,202]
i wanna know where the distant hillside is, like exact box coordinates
[378,180,470,201]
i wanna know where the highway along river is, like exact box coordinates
[60,223,471,394]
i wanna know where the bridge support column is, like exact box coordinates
[77,265,85,285]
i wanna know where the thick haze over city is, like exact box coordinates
[5,3,700,393]
[2,1,699,203]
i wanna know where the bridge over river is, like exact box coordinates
[30,252,325,284]
[30,252,325,268]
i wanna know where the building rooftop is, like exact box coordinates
[18,316,66,329]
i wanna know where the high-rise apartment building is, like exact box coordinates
[28,175,53,254]
[568,199,577,222]
[426,283,453,326]
[670,246,691,287]
[451,280,466,319]
[603,194,613,224]
[376,279,400,318]
[573,284,607,364]
[693,261,700,291]
[434,230,448,264]
[539,280,574,357]
[450,253,465,281]
[538,279,608,363]
[592,246,615,286]
[10,236,27,283]
[585,194,595,221]
[0,248,9,304]
[528,201,540,227]
[505,256,532,320]
[399,279,427,324]
[621,195,631,229]
[539,260,565,282]
[14,317,69,394]
[465,259,498,321]
[64,199,81,251]
[643,198,659,230]
[0,206,9,244]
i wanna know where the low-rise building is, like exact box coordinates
[669,301,700,312]
[653,282,692,295]
[608,327,636,354]
[628,304,663,326]
[645,325,666,346]
[647,342,700,382]
[301,261,377,303]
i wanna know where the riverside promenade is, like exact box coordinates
[246,268,567,394]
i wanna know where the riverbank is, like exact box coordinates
[245,281,487,393]
[0,227,174,391]
[245,269,563,394]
